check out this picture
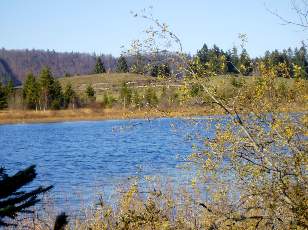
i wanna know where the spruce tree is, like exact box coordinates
[94,57,106,74]
[85,84,95,102]
[23,73,39,109]
[50,80,63,110]
[197,43,209,64]
[116,56,129,73]
[39,67,54,110]
[0,165,52,226]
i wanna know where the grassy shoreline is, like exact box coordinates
[0,107,222,125]
[0,104,306,125]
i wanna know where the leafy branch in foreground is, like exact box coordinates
[123,8,308,229]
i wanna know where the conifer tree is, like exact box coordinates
[94,57,106,74]
[0,165,52,226]
[85,84,95,102]
[116,56,129,73]
[197,43,209,64]
[50,79,63,110]
[39,67,54,110]
[23,73,39,110]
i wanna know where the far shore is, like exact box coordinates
[0,107,222,125]
[0,104,306,125]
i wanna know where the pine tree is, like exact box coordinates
[94,57,106,74]
[0,165,52,226]
[23,73,39,110]
[116,56,129,73]
[85,84,95,101]
[39,67,54,110]
[50,80,63,110]
[197,43,209,64]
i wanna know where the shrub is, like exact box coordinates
[144,87,158,107]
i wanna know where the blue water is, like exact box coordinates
[0,117,216,210]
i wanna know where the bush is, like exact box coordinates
[230,76,245,88]
[102,92,115,108]
[189,83,204,97]
[120,83,132,108]
[144,87,158,107]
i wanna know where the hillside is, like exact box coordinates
[0,49,117,84]
[58,73,304,103]
[0,58,20,85]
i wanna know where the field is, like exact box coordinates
[58,73,305,102]
[58,73,182,100]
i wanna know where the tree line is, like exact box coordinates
[21,67,101,110]
[192,42,308,78]
[1,43,307,85]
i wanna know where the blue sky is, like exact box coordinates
[1,0,307,57]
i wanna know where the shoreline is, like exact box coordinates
[0,105,306,125]
[0,107,222,125]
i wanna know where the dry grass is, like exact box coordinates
[0,101,306,125]
[59,73,157,92]
[0,106,221,125]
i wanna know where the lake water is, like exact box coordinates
[0,117,217,211]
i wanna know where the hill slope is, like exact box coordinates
[0,49,117,83]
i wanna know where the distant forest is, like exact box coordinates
[0,42,307,85]
[0,49,117,85]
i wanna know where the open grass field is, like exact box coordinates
[58,73,306,101]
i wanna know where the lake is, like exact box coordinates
[0,117,217,211]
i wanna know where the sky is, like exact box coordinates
[1,0,307,57]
